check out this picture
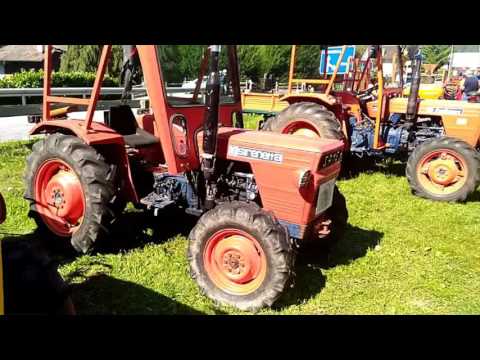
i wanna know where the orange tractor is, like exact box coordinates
[262,45,480,202]
[24,45,347,311]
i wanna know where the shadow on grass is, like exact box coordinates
[4,210,383,314]
[327,224,383,268]
[67,273,208,315]
[341,155,407,180]
[98,208,198,255]
[275,224,383,309]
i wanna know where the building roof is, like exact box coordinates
[452,52,480,68]
[0,45,66,62]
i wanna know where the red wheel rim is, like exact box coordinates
[203,228,267,296]
[34,159,85,237]
[416,149,468,195]
[283,119,320,138]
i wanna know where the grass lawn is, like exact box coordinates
[1,138,479,315]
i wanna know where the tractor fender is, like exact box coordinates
[280,93,338,108]
[278,94,350,139]
[29,120,139,203]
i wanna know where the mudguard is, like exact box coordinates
[29,120,139,203]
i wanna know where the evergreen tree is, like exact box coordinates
[60,45,124,78]
[421,45,451,72]
[237,45,263,81]
[177,45,205,81]
[296,45,322,78]
[258,45,291,80]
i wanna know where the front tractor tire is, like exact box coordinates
[188,202,295,312]
[262,101,344,141]
[406,137,480,202]
[24,134,116,253]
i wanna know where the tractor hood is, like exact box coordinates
[197,127,343,159]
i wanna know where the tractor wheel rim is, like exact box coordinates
[283,120,320,138]
[34,159,85,237]
[416,149,468,195]
[203,228,267,296]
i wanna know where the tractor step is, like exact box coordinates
[140,192,174,214]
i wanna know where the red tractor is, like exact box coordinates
[24,45,347,311]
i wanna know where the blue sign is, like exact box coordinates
[319,46,356,75]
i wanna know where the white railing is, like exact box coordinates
[0,86,201,105]
[0,82,291,107]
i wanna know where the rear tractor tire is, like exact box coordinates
[262,101,344,141]
[188,202,295,312]
[24,134,116,253]
[406,137,480,202]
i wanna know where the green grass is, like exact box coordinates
[1,140,479,314]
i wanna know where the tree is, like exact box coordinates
[421,45,451,71]
[295,45,322,79]
[355,45,369,59]
[157,45,183,83]
[257,45,291,80]
[237,45,263,81]
[60,45,124,79]
[177,45,205,81]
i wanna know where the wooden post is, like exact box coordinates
[373,48,384,149]
[287,45,297,94]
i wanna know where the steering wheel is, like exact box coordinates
[355,84,379,101]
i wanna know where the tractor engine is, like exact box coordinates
[348,113,444,157]
[349,115,410,156]
[141,167,259,216]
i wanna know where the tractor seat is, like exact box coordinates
[105,105,159,148]
[123,128,160,148]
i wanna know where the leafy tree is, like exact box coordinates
[157,45,183,83]
[355,45,368,58]
[421,45,451,71]
[257,45,290,80]
[237,45,263,81]
[295,45,322,79]
[177,45,205,81]
[60,45,124,78]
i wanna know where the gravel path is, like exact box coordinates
[0,110,109,143]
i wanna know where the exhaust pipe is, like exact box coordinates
[120,45,140,103]
[406,48,422,122]
[202,45,221,210]
[396,45,404,89]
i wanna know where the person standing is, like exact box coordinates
[460,70,479,100]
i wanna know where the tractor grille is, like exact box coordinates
[316,177,336,215]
